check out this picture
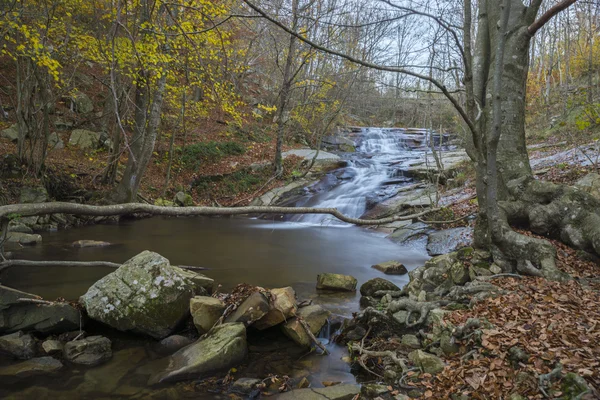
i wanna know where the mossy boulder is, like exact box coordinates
[69,129,101,149]
[80,251,213,339]
[408,350,445,374]
[359,278,400,297]
[316,273,357,291]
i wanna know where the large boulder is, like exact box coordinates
[0,331,36,359]
[0,357,63,379]
[190,296,225,334]
[426,227,473,256]
[69,129,101,149]
[150,323,247,384]
[275,384,360,400]
[254,287,297,330]
[64,335,112,366]
[70,91,94,114]
[226,292,270,326]
[0,285,80,335]
[19,186,48,203]
[5,232,42,245]
[80,251,213,339]
[359,278,400,297]
[316,273,357,292]
[575,173,600,200]
[281,305,330,348]
[1,124,18,142]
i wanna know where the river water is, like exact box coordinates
[0,127,436,399]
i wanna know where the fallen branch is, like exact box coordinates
[0,259,208,272]
[0,202,440,227]
[298,317,329,355]
[418,212,475,225]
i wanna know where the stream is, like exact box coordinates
[0,127,439,399]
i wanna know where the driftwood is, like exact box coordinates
[0,259,209,273]
[298,317,330,355]
[0,202,439,226]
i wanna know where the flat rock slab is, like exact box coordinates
[426,227,473,256]
[0,356,63,379]
[1,285,80,335]
[282,149,341,161]
[274,384,360,400]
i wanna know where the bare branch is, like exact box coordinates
[528,0,578,36]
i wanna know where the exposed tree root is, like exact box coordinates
[350,343,408,372]
[387,298,448,328]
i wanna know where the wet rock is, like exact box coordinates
[426,227,473,256]
[254,287,297,330]
[408,350,445,374]
[20,186,48,203]
[0,357,63,378]
[72,240,111,248]
[158,335,194,355]
[42,340,63,355]
[387,222,434,244]
[0,331,36,359]
[174,192,194,207]
[7,223,33,234]
[150,323,247,384]
[363,188,439,219]
[80,251,212,339]
[274,384,360,400]
[226,292,270,326]
[190,296,225,334]
[344,325,366,341]
[231,377,262,394]
[361,384,390,398]
[251,179,314,206]
[360,278,400,297]
[64,335,112,366]
[359,296,379,308]
[316,273,357,292]
[282,305,330,348]
[70,91,94,114]
[5,232,42,245]
[69,129,101,149]
[282,149,343,171]
[1,124,18,142]
[372,260,408,275]
[401,334,421,349]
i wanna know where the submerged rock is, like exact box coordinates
[72,240,111,248]
[274,384,360,400]
[254,287,297,330]
[0,356,63,379]
[281,305,330,348]
[316,273,357,292]
[158,335,194,355]
[0,331,36,359]
[64,335,112,366]
[151,323,247,384]
[0,285,80,334]
[190,296,225,334]
[226,292,270,326]
[426,227,473,256]
[372,260,408,275]
[231,377,262,394]
[80,251,213,339]
[359,278,400,297]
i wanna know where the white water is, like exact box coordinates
[291,127,431,226]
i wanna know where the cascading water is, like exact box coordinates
[291,127,431,226]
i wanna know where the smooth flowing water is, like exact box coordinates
[291,127,432,225]
[0,127,436,399]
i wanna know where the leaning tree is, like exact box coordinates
[242,0,598,280]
